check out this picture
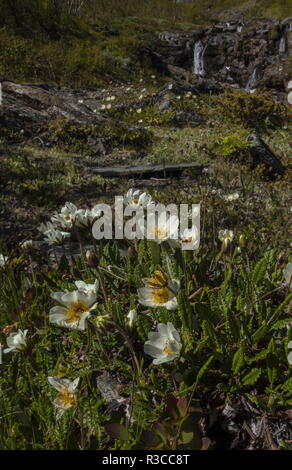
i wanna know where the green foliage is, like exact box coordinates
[213,132,250,156]
[212,88,291,131]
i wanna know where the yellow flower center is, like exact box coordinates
[151,287,172,305]
[66,301,88,322]
[146,270,169,288]
[58,386,76,408]
[151,227,169,239]
[163,340,174,355]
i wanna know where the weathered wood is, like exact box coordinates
[82,162,208,178]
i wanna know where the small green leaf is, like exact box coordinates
[242,368,262,385]
[232,346,245,374]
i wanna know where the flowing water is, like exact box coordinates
[193,40,207,77]
[246,67,259,92]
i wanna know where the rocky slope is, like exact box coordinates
[150,17,292,96]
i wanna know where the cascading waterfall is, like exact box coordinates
[193,40,207,77]
[246,67,259,92]
[279,35,286,54]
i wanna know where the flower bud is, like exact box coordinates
[85,250,99,268]
[239,234,246,248]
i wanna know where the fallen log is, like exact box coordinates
[81,161,208,178]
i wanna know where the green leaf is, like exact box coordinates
[252,324,268,344]
[242,368,262,385]
[271,318,292,330]
[252,258,267,284]
[196,355,214,384]
[266,354,278,385]
[232,346,245,374]
[180,431,194,444]
[282,378,292,392]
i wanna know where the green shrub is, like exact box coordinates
[212,88,291,131]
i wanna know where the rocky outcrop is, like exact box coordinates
[151,18,292,94]
[0,81,146,149]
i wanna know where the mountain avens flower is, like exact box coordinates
[138,270,180,311]
[48,377,79,419]
[19,240,34,251]
[127,309,137,328]
[43,228,70,245]
[218,229,234,251]
[51,202,79,228]
[180,226,200,250]
[0,254,8,267]
[75,207,100,228]
[141,211,179,244]
[50,290,97,330]
[38,221,55,234]
[144,322,182,364]
[223,193,239,202]
[4,329,28,353]
[124,189,153,209]
[74,280,99,295]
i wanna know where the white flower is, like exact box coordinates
[74,280,99,295]
[19,240,34,250]
[141,211,179,244]
[75,207,100,227]
[78,99,84,104]
[137,108,142,114]
[219,229,234,251]
[218,229,234,243]
[141,88,146,92]
[138,270,180,311]
[38,221,55,234]
[144,322,182,365]
[168,83,173,90]
[151,75,156,79]
[0,254,8,267]
[51,202,79,229]
[180,226,200,250]
[107,104,112,109]
[176,95,181,100]
[49,290,97,330]
[124,188,153,209]
[48,377,79,418]
[138,119,143,123]
[288,341,292,365]
[101,104,106,110]
[138,94,143,100]
[127,309,137,328]
[44,228,70,245]
[223,193,239,202]
[110,95,116,101]
[106,96,111,101]
[185,91,192,98]
[4,329,28,353]
[283,262,292,289]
